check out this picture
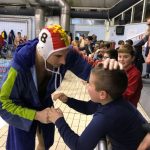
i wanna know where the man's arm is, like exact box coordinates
[137,133,150,150]
[0,67,50,131]
[66,47,123,81]
[134,35,149,47]
[137,123,150,150]
[66,46,93,81]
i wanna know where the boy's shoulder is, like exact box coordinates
[99,98,137,116]
[97,98,127,112]
[127,65,141,76]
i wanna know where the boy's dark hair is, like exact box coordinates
[126,39,133,46]
[104,42,111,48]
[99,40,104,44]
[75,36,79,41]
[91,64,128,99]
[118,40,124,45]
[118,44,135,57]
[87,36,93,41]
[17,32,21,35]
[80,34,85,38]
[105,49,118,60]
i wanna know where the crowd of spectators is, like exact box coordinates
[0,30,27,59]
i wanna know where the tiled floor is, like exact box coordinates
[0,71,150,150]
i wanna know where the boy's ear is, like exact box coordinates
[99,90,108,100]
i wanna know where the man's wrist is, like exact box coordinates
[63,97,69,103]
[64,97,68,103]
[35,111,40,120]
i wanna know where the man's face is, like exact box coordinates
[46,49,68,68]
[118,53,134,70]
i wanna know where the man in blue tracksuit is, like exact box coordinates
[0,25,93,150]
[0,24,120,150]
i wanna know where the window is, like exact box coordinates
[145,0,150,21]
[116,26,125,35]
[124,9,132,24]
[114,15,122,25]
[133,1,143,23]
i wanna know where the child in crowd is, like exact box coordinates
[71,36,80,48]
[125,39,133,46]
[116,40,124,50]
[118,44,142,107]
[93,49,104,61]
[79,34,85,48]
[48,64,146,150]
[14,32,24,48]
[103,49,118,60]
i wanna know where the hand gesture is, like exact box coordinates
[48,107,63,123]
[35,108,51,124]
[53,93,68,103]
[137,133,150,150]
[101,58,123,70]
[146,28,150,36]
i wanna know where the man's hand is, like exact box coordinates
[146,29,150,36]
[52,93,68,103]
[48,107,63,123]
[137,133,150,150]
[35,108,51,124]
[102,58,123,70]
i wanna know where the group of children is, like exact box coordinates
[0,30,27,59]
[93,43,142,107]
[47,43,146,149]
[0,24,149,150]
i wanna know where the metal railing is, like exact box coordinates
[94,138,108,150]
[126,32,146,41]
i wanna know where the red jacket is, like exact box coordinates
[123,65,143,107]
[0,35,4,46]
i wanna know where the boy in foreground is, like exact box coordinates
[48,64,146,150]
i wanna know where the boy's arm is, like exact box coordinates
[54,112,110,150]
[65,97,98,115]
[53,93,98,115]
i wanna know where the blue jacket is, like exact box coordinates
[0,38,92,150]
